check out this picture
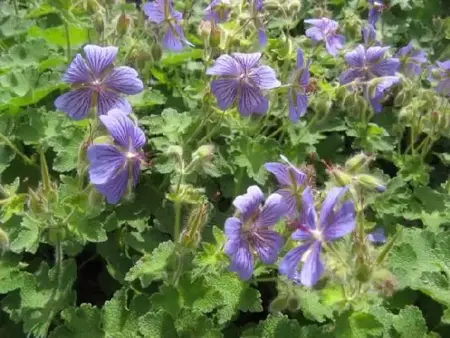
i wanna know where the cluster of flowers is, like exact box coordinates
[225,159,357,286]
[54,45,146,204]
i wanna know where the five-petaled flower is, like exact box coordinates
[304,18,345,56]
[340,44,400,112]
[279,186,355,287]
[394,42,427,78]
[429,61,450,97]
[225,186,286,280]
[54,45,143,120]
[264,156,308,218]
[143,0,193,52]
[206,52,281,116]
[204,0,231,23]
[368,0,389,26]
[249,0,267,47]
[87,109,146,204]
[287,48,312,122]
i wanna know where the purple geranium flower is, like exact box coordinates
[394,42,427,77]
[429,61,450,96]
[225,186,286,280]
[54,45,143,120]
[365,76,400,112]
[304,18,345,56]
[143,0,193,51]
[362,25,380,47]
[279,187,355,287]
[368,0,389,26]
[87,109,146,204]
[367,228,386,244]
[204,0,231,23]
[250,0,267,47]
[340,45,399,84]
[206,52,281,116]
[288,48,311,122]
[264,156,308,218]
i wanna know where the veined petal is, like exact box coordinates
[253,229,283,264]
[103,66,144,95]
[264,162,291,186]
[206,54,242,76]
[162,24,184,52]
[228,240,253,280]
[366,46,390,65]
[305,27,324,42]
[289,93,308,122]
[224,217,242,240]
[248,65,281,89]
[62,54,90,84]
[299,59,311,86]
[437,61,450,71]
[99,108,146,149]
[232,52,261,71]
[83,45,118,77]
[371,58,400,77]
[210,79,238,110]
[325,34,344,56]
[233,185,264,222]
[97,91,132,116]
[300,241,324,287]
[345,45,366,68]
[323,201,355,240]
[339,69,363,85]
[276,189,297,219]
[436,79,450,96]
[94,169,129,204]
[279,242,311,278]
[143,0,165,24]
[319,186,348,231]
[296,48,305,70]
[54,88,93,120]
[368,8,381,26]
[258,26,267,47]
[87,144,126,185]
[237,83,266,116]
[299,187,316,228]
[257,193,286,227]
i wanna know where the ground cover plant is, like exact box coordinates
[0,0,450,337]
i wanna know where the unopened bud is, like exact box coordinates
[286,0,301,12]
[329,168,352,187]
[345,153,372,174]
[151,44,162,62]
[192,144,214,162]
[0,228,9,254]
[116,12,132,35]
[394,88,411,107]
[356,174,386,192]
[167,145,183,158]
[373,269,397,297]
[181,202,209,247]
[210,26,221,48]
[27,188,43,215]
[198,20,212,38]
[94,15,104,35]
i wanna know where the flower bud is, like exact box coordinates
[210,25,221,48]
[27,188,44,215]
[116,12,132,35]
[181,202,209,248]
[198,20,212,38]
[329,167,352,187]
[269,295,289,313]
[192,144,214,163]
[286,0,301,12]
[94,15,104,35]
[373,269,397,297]
[0,228,9,254]
[356,174,386,192]
[344,152,372,174]
[167,145,183,158]
[394,88,411,107]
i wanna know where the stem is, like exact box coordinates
[63,21,71,63]
[0,132,36,167]
[322,241,350,269]
[12,0,19,15]
[54,231,64,301]
[174,200,182,242]
[197,110,226,144]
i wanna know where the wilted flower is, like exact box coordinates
[264,156,308,218]
[367,228,386,244]
[368,0,389,26]
[204,0,231,23]
[54,45,143,120]
[87,109,146,204]
[394,42,427,77]
[143,0,193,51]
[279,187,355,287]
[206,52,281,116]
[225,186,286,280]
[288,48,311,122]
[362,25,380,47]
[304,17,345,56]
[250,0,267,47]
[428,61,450,96]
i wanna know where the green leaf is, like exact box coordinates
[128,89,167,108]
[125,240,176,287]
[335,311,384,338]
[138,311,178,338]
[241,314,302,337]
[0,253,27,294]
[28,25,88,47]
[392,306,427,338]
[6,215,41,254]
[160,49,203,66]
[48,304,103,338]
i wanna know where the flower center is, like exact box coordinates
[91,79,105,93]
[310,229,324,242]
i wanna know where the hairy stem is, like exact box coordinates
[63,21,71,63]
[0,132,36,167]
